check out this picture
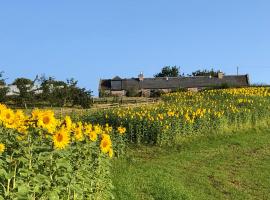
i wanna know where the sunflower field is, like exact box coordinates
[0,104,125,199]
[83,87,270,146]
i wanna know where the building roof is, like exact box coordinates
[99,75,249,91]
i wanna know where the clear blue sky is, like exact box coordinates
[0,1,269,96]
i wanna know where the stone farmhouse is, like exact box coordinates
[99,72,250,97]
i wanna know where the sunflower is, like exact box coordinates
[93,125,102,134]
[13,110,28,134]
[100,137,112,153]
[0,143,5,154]
[72,123,84,141]
[2,109,15,128]
[84,124,93,134]
[53,129,70,150]
[63,116,72,131]
[104,123,112,133]
[108,148,113,158]
[117,126,126,135]
[0,103,7,121]
[31,108,41,120]
[37,110,57,134]
[89,131,97,142]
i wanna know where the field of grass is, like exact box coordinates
[112,126,270,200]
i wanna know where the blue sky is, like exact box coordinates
[0,1,269,96]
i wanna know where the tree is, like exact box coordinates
[0,71,8,102]
[191,68,222,77]
[71,87,93,108]
[12,78,34,107]
[154,66,180,77]
[39,76,92,107]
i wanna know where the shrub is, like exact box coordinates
[126,87,139,97]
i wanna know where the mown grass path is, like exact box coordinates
[112,127,270,200]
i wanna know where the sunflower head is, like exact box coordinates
[100,137,112,153]
[117,126,126,135]
[72,123,84,141]
[63,116,72,130]
[36,110,57,133]
[89,131,97,142]
[53,128,70,150]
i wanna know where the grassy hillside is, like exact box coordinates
[112,126,270,200]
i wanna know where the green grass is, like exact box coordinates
[111,127,270,200]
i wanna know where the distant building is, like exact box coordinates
[4,84,42,96]
[99,72,250,97]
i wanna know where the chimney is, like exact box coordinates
[218,72,224,79]
[138,72,144,81]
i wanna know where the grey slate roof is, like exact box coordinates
[99,75,249,91]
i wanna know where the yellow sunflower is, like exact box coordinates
[117,126,126,135]
[100,137,112,153]
[72,123,84,141]
[0,143,5,154]
[84,124,93,134]
[2,109,15,128]
[101,133,111,140]
[63,116,72,131]
[0,103,7,121]
[13,110,28,134]
[53,129,70,150]
[31,108,41,120]
[89,131,97,142]
[37,110,57,134]
[108,148,113,158]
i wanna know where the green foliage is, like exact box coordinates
[39,76,93,108]
[191,68,221,77]
[0,88,8,103]
[154,66,180,77]
[150,90,165,98]
[126,87,139,97]
[0,127,114,199]
[12,78,35,107]
[0,71,6,86]
[0,74,93,108]
[99,89,110,98]
[170,88,188,93]
[71,88,93,108]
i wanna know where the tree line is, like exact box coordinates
[154,66,222,77]
[0,72,92,108]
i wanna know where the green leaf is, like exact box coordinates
[0,168,7,178]
[55,159,72,172]
[17,185,29,199]
[48,191,59,200]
